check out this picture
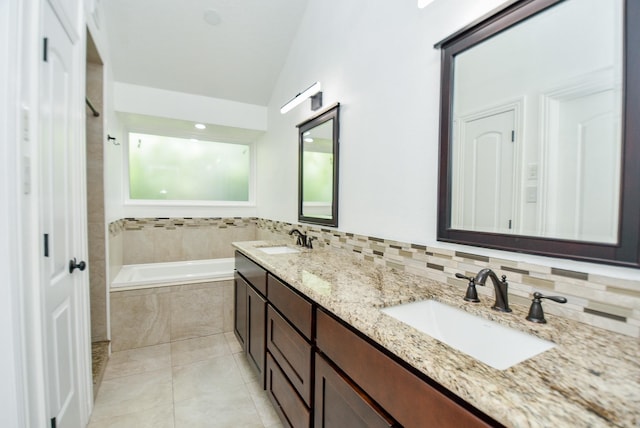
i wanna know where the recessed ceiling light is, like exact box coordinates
[195,123,206,130]
[203,9,221,26]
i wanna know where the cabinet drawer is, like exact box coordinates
[316,309,495,428]
[266,353,311,428]
[267,306,313,406]
[315,354,397,428]
[235,251,267,295]
[267,274,313,340]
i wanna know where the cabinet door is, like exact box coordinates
[315,354,397,428]
[234,273,248,349]
[247,284,267,387]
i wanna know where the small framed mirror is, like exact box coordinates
[297,103,340,227]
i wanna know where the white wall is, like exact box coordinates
[256,0,639,280]
[258,0,508,235]
[114,83,268,131]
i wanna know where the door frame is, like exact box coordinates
[538,68,621,239]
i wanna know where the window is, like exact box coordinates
[127,132,252,203]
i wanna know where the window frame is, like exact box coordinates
[123,129,257,207]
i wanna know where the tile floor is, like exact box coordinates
[89,332,283,428]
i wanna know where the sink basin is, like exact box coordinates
[381,300,555,370]
[258,246,301,255]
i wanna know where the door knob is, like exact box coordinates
[69,258,87,274]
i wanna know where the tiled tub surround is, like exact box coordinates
[109,217,257,266]
[109,217,640,338]
[234,241,640,428]
[107,218,255,352]
[110,280,234,352]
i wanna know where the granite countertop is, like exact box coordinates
[233,241,640,428]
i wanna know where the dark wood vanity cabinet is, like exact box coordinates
[234,251,268,387]
[234,251,499,428]
[265,274,314,428]
[316,309,495,428]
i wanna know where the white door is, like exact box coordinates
[40,2,86,427]
[454,110,515,233]
[548,89,621,243]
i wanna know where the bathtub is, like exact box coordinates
[111,258,235,291]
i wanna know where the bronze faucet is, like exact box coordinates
[474,268,511,312]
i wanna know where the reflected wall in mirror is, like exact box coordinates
[298,103,340,227]
[436,0,640,267]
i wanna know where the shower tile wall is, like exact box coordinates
[86,59,107,342]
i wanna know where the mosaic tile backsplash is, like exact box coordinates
[109,217,640,338]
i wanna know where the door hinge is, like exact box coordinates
[43,37,48,62]
[511,130,515,142]
[44,234,49,257]
[50,416,56,428]
[508,220,512,229]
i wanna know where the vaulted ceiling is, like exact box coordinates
[103,0,309,106]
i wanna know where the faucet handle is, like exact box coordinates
[305,236,316,249]
[455,273,474,282]
[526,292,567,323]
[456,273,480,303]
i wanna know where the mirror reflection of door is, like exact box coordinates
[542,87,621,243]
[453,110,516,233]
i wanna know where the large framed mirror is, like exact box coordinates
[297,103,340,227]
[435,0,640,267]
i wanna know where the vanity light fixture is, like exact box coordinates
[280,81,323,114]
[194,123,206,130]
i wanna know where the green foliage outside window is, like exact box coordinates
[302,151,333,202]
[128,133,250,202]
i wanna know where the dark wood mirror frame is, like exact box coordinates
[297,103,340,227]
[435,0,640,268]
